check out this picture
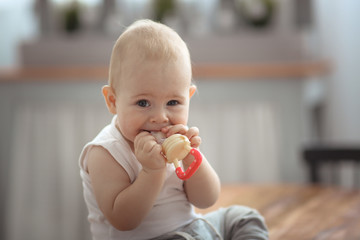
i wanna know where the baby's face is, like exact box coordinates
[114,58,192,148]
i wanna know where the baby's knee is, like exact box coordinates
[226,205,268,236]
[227,205,263,219]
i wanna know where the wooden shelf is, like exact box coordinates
[0,61,331,83]
[193,61,331,79]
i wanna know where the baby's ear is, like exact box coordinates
[102,85,117,114]
[189,85,197,98]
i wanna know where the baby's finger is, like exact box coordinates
[151,144,164,156]
[185,126,199,140]
[165,124,189,137]
[143,140,159,153]
[190,136,201,148]
[134,131,149,148]
[134,131,154,150]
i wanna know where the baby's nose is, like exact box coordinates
[150,108,169,123]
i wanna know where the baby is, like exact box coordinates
[79,19,268,240]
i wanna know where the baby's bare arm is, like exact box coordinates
[163,124,221,208]
[183,154,221,208]
[87,146,166,231]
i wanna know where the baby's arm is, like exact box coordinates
[183,150,221,209]
[87,132,167,231]
[163,125,221,209]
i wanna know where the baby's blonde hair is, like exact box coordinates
[108,19,191,91]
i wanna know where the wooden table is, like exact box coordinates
[196,184,360,240]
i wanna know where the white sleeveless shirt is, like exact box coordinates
[79,116,198,240]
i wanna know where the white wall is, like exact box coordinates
[313,0,360,143]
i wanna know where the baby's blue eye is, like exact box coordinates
[137,100,150,107]
[167,100,179,106]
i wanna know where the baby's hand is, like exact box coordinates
[162,125,201,149]
[134,131,166,173]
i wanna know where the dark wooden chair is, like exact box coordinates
[303,145,360,187]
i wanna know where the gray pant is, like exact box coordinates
[152,205,268,240]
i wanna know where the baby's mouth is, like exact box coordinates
[150,131,166,144]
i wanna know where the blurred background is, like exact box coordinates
[0,0,359,239]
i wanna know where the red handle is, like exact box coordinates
[175,148,202,180]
